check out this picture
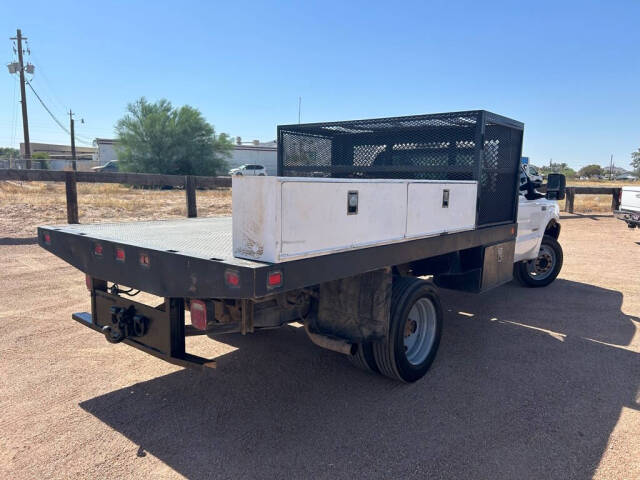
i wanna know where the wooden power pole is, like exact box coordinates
[11,29,31,168]
[69,110,77,171]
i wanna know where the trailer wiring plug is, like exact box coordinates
[109,283,141,297]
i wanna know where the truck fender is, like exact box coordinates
[530,219,561,258]
[545,219,561,239]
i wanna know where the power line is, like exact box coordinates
[28,55,68,114]
[24,78,70,135]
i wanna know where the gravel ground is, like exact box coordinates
[0,213,638,479]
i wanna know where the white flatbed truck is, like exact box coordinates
[38,111,566,382]
[614,186,640,228]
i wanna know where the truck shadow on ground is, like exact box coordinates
[559,213,619,222]
[80,279,639,480]
[0,236,38,245]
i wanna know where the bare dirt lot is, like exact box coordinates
[1,186,639,479]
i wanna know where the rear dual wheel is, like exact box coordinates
[350,277,443,382]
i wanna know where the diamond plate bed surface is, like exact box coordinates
[46,216,261,266]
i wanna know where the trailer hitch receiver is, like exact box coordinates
[102,305,149,344]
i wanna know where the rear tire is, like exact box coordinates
[348,342,379,373]
[514,234,563,287]
[373,277,443,383]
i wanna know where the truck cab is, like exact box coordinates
[514,168,565,286]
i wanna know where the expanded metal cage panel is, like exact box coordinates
[278,110,523,226]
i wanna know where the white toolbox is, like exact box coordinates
[232,176,477,263]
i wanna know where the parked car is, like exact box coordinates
[92,160,119,173]
[615,174,638,181]
[525,164,543,185]
[229,164,266,176]
[521,165,542,188]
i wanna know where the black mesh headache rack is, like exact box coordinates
[278,110,524,226]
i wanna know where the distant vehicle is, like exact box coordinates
[521,165,542,187]
[229,164,266,176]
[92,160,119,173]
[520,157,543,185]
[614,186,640,228]
[526,164,543,185]
[615,174,638,181]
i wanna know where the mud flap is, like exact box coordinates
[314,268,391,342]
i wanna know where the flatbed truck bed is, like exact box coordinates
[38,217,516,299]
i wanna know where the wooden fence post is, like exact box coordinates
[565,188,575,214]
[611,188,621,212]
[185,175,197,218]
[65,171,79,224]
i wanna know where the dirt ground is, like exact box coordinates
[0,191,639,479]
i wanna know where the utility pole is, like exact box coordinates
[69,110,77,171]
[609,154,613,180]
[11,29,31,168]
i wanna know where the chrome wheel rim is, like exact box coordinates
[526,244,556,280]
[403,297,437,366]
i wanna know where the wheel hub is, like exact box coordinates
[526,244,556,280]
[403,298,437,366]
[405,319,418,337]
[535,253,552,273]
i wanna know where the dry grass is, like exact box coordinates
[0,181,231,237]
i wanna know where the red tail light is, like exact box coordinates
[267,271,282,289]
[224,270,240,288]
[94,244,103,256]
[115,247,126,262]
[190,299,207,330]
[43,232,51,245]
[139,253,150,267]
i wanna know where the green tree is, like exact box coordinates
[32,152,50,169]
[578,164,603,178]
[538,162,576,179]
[560,166,577,179]
[115,97,232,175]
[631,148,640,174]
[0,147,19,158]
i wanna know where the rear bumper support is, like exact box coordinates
[73,287,217,370]
[73,312,216,370]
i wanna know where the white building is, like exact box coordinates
[228,139,277,175]
[93,138,118,165]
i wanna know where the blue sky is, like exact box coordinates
[1,0,638,169]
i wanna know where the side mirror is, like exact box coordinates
[546,173,566,200]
